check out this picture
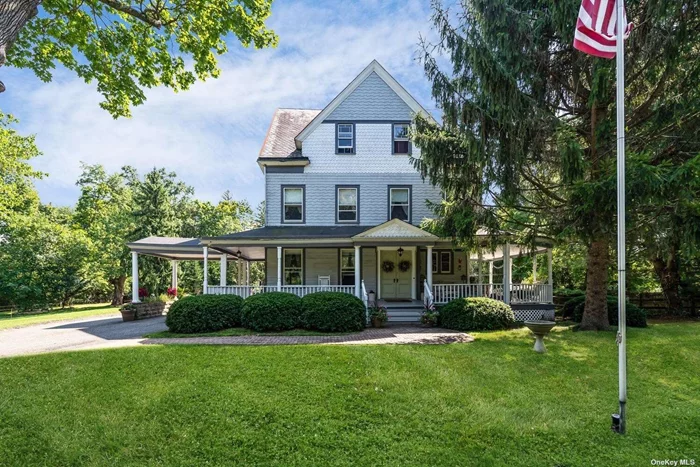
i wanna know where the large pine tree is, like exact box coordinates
[413,0,700,329]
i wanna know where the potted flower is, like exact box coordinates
[120,303,137,322]
[420,303,439,327]
[369,306,388,328]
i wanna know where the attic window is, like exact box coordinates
[336,123,355,154]
[393,123,410,154]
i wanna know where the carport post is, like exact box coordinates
[131,252,140,303]
[220,254,227,287]
[171,260,178,291]
[277,246,282,291]
[203,246,209,294]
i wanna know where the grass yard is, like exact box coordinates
[0,323,698,466]
[0,303,120,330]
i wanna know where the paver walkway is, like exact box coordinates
[145,327,474,346]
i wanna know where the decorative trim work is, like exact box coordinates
[513,309,556,321]
[266,166,305,174]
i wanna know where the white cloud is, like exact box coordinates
[3,0,438,207]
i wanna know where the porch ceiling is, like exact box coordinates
[127,237,264,261]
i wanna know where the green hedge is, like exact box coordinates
[241,292,302,331]
[165,295,244,333]
[301,292,366,332]
[561,295,586,319]
[571,296,647,328]
[439,297,515,331]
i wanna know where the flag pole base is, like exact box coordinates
[612,401,626,434]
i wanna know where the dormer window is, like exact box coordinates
[336,123,355,154]
[393,123,410,154]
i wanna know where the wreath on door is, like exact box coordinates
[381,260,395,273]
[398,260,411,272]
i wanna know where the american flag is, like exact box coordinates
[573,0,632,59]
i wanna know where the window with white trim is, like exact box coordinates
[283,187,304,222]
[336,123,354,154]
[389,187,410,221]
[283,249,303,285]
[340,249,355,286]
[432,251,453,274]
[337,187,358,223]
[393,123,410,154]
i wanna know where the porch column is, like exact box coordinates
[220,254,227,287]
[276,246,282,291]
[237,256,243,285]
[532,253,538,282]
[466,254,470,284]
[131,252,140,303]
[426,246,433,286]
[478,249,484,296]
[354,246,361,297]
[488,260,494,295]
[203,246,209,294]
[171,260,178,290]
[503,243,511,304]
[246,260,250,286]
[547,248,553,301]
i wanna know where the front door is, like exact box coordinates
[380,250,412,300]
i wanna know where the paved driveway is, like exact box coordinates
[0,315,168,358]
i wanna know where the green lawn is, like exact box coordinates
[0,303,120,330]
[0,323,698,466]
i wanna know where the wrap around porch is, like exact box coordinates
[127,220,554,322]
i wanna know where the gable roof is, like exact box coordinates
[259,108,321,159]
[352,219,438,241]
[294,60,434,149]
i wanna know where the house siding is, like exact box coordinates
[305,248,338,285]
[327,71,414,121]
[302,123,421,174]
[361,247,377,294]
[266,173,440,227]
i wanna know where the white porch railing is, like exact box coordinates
[423,279,434,309]
[280,285,355,297]
[206,285,356,298]
[432,283,551,304]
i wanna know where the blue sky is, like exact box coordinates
[0,0,441,208]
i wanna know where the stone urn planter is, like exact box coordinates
[524,320,556,353]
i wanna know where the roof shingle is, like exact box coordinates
[258,108,320,159]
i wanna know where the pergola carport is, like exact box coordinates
[126,236,256,303]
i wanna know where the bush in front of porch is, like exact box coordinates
[439,297,515,331]
[241,292,302,332]
[166,295,244,334]
[301,292,366,332]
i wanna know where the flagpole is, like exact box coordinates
[615,0,628,435]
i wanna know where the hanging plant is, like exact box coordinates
[398,260,411,272]
[382,260,395,273]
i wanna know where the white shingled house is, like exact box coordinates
[127,60,555,322]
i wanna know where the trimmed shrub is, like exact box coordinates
[165,295,244,333]
[439,297,515,331]
[573,296,647,328]
[241,292,302,331]
[301,292,365,332]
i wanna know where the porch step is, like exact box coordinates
[386,310,422,323]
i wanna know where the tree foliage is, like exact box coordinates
[413,0,700,329]
[2,0,278,117]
